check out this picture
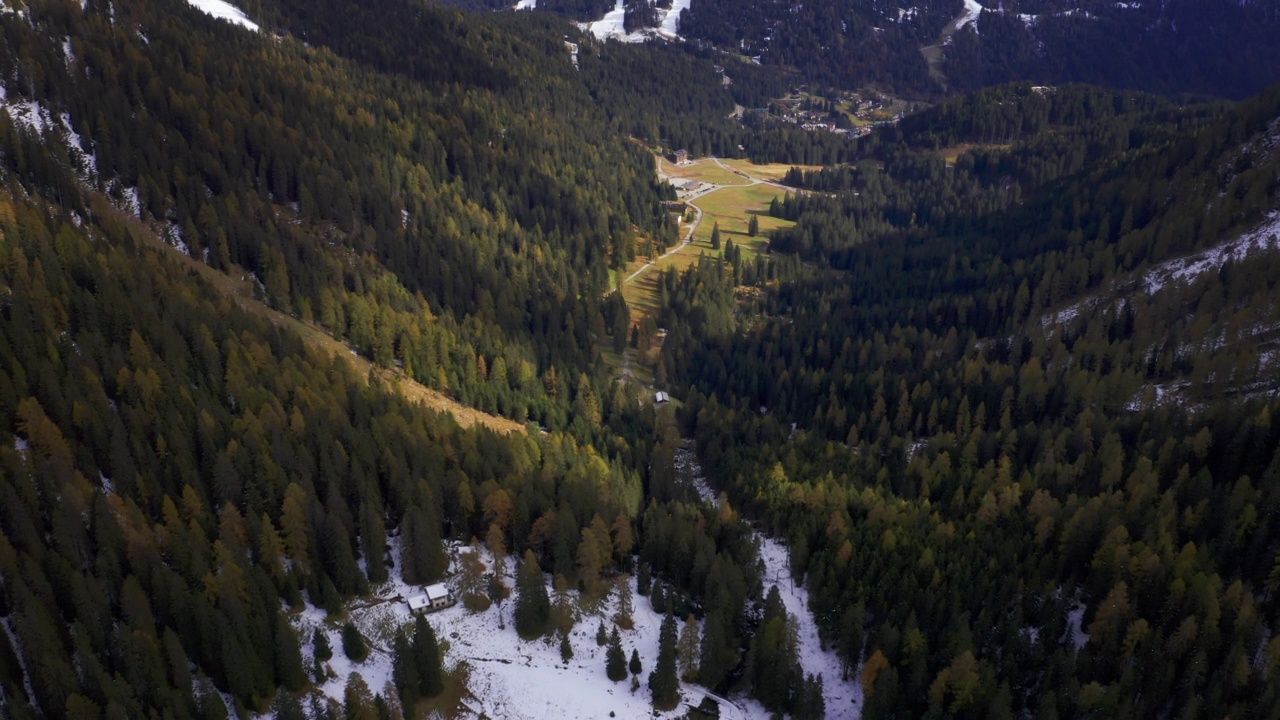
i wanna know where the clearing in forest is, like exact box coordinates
[658,156,752,186]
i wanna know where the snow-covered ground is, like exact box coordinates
[1041,211,1280,329]
[1142,211,1280,294]
[658,0,691,38]
[291,537,769,719]
[680,441,863,718]
[756,538,863,718]
[580,0,689,43]
[514,0,537,9]
[184,0,259,32]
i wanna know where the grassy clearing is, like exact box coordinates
[939,143,1012,166]
[658,157,751,186]
[719,159,821,182]
[103,194,525,435]
[692,184,794,255]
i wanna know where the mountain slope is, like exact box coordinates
[657,83,1280,718]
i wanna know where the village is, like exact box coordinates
[738,86,915,137]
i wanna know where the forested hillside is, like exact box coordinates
[0,0,818,717]
[4,0,1280,717]
[676,0,1280,101]
[659,83,1280,717]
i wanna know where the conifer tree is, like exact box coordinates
[710,222,721,249]
[649,611,680,710]
[678,615,700,681]
[560,633,574,663]
[614,577,635,630]
[629,648,642,676]
[637,563,652,596]
[342,623,368,663]
[748,214,759,237]
[401,504,446,586]
[411,616,443,699]
[515,549,552,639]
[650,580,665,613]
[606,628,628,682]
[596,621,609,647]
[315,628,333,662]
[392,631,419,711]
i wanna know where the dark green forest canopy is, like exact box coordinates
[2,0,1280,717]
[657,82,1280,717]
[677,0,1280,100]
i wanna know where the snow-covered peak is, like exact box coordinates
[184,0,258,32]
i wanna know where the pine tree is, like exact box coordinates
[678,615,699,681]
[560,633,574,663]
[606,628,628,682]
[343,672,376,720]
[650,581,665,613]
[629,648,642,676]
[315,628,333,662]
[596,621,609,647]
[748,214,759,237]
[614,577,634,630]
[515,550,551,640]
[710,222,721,249]
[637,563,652,596]
[411,616,443,699]
[342,623,368,663]
[274,621,307,691]
[392,631,419,711]
[401,504,446,585]
[649,611,680,710]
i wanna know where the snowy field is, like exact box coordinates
[290,536,774,719]
[184,0,259,32]
[579,0,690,43]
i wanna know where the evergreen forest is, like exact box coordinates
[0,0,1279,719]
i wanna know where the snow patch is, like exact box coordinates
[60,112,97,180]
[13,437,28,453]
[122,186,141,217]
[1,617,40,716]
[2,96,54,135]
[1143,212,1280,294]
[580,0,690,43]
[757,538,864,717]
[184,0,259,32]
[956,0,984,31]
[1064,600,1089,651]
[514,0,537,8]
[658,0,691,38]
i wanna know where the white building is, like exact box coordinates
[407,583,455,613]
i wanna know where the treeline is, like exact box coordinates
[656,82,1280,717]
[944,1,1280,100]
